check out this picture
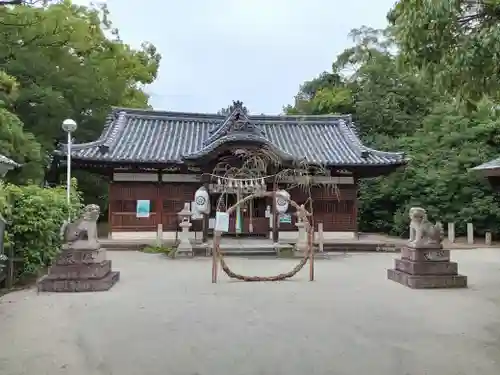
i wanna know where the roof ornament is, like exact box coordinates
[229,100,248,114]
[204,100,264,145]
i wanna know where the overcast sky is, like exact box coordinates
[74,0,396,114]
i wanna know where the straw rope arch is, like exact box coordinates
[211,191,315,283]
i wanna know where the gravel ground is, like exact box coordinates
[1,249,500,375]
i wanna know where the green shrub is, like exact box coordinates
[141,245,175,257]
[0,179,83,277]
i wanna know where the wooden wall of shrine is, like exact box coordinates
[108,180,357,234]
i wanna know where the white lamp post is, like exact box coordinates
[62,119,77,220]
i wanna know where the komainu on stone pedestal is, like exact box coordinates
[387,207,467,289]
[38,204,120,293]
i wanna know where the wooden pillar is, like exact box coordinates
[202,179,209,244]
[447,222,455,243]
[485,231,492,246]
[107,180,113,239]
[353,178,359,238]
[467,223,474,244]
[156,170,163,237]
[272,180,279,243]
[318,222,324,252]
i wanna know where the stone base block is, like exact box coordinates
[395,258,458,275]
[387,269,467,289]
[45,260,112,280]
[175,244,194,257]
[55,249,107,265]
[401,247,450,262]
[38,271,120,293]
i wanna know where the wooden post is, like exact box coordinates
[447,222,455,243]
[467,223,474,245]
[308,226,314,281]
[318,222,324,253]
[202,213,208,244]
[485,231,492,246]
[249,199,253,233]
[202,182,209,244]
[107,180,113,239]
[156,223,163,247]
[212,232,219,283]
[272,181,278,243]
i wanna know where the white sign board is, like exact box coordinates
[215,211,229,232]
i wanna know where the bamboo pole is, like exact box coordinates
[212,231,219,283]
[308,225,314,281]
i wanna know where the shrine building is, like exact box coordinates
[54,101,407,241]
[471,157,500,191]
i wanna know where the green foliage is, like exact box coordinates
[0,72,45,184]
[141,245,175,257]
[286,19,500,237]
[284,71,354,115]
[360,99,500,236]
[0,179,83,276]
[0,1,160,209]
[0,1,160,148]
[389,0,500,104]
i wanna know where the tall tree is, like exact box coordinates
[0,1,160,208]
[284,71,353,115]
[285,24,500,237]
[0,1,160,148]
[0,71,44,184]
[389,0,500,104]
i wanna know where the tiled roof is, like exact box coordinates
[471,157,500,171]
[0,154,19,168]
[60,102,406,167]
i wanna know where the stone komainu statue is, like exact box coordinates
[408,207,443,247]
[60,204,100,247]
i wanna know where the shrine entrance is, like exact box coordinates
[209,192,269,236]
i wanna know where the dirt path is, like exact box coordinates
[1,250,500,375]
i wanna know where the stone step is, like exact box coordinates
[218,249,278,256]
[387,269,467,289]
[395,258,458,275]
[46,260,112,280]
[38,271,120,293]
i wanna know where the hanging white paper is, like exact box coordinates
[208,218,216,229]
[215,211,229,232]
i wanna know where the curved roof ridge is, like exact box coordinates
[59,110,120,152]
[111,106,225,120]
[184,133,293,161]
[110,106,353,122]
[99,111,128,153]
[57,106,407,168]
[252,113,352,122]
[204,102,264,145]
[0,154,20,167]
[339,120,405,159]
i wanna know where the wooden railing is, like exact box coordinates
[110,212,160,231]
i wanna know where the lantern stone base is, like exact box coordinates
[387,245,467,289]
[294,221,308,255]
[38,247,120,293]
[174,222,194,257]
[175,242,194,257]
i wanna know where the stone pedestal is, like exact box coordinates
[38,243,120,293]
[294,221,308,255]
[387,245,467,289]
[175,221,193,257]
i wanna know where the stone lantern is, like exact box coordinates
[176,203,194,257]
